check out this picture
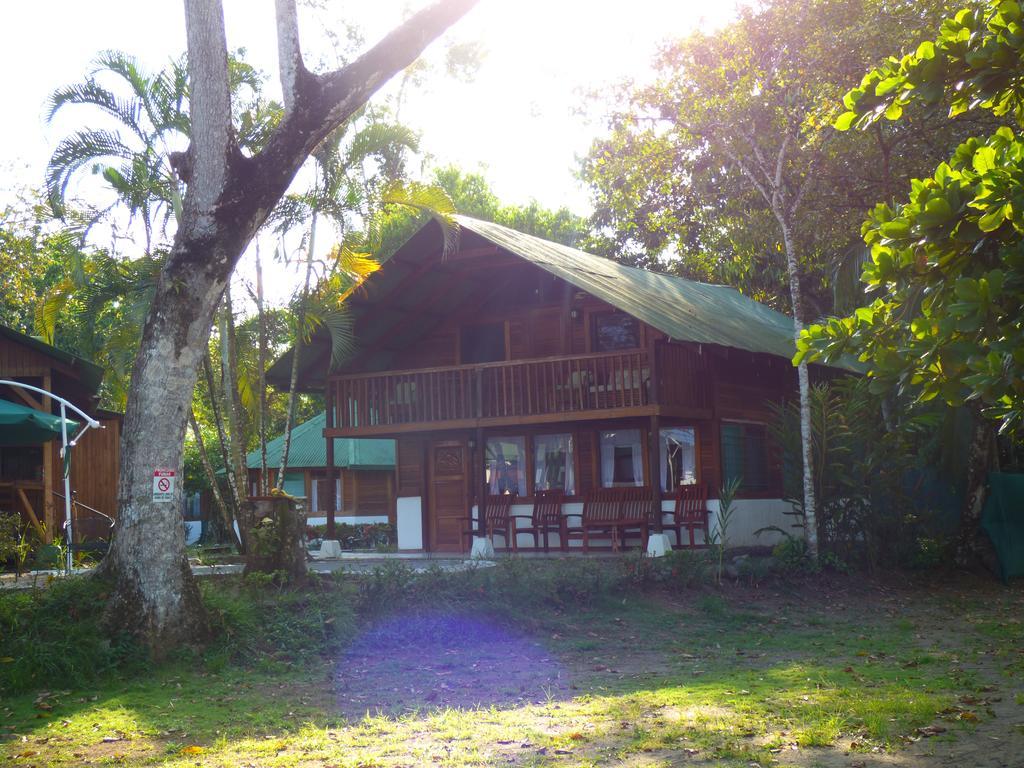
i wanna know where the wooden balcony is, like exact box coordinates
[327,344,711,436]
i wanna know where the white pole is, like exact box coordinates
[60,401,73,575]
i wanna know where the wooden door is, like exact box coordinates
[428,440,469,552]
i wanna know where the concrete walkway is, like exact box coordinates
[0,556,497,589]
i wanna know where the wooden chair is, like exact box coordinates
[462,493,518,551]
[564,487,652,552]
[516,489,565,552]
[666,484,710,548]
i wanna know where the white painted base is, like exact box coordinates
[396,496,424,550]
[313,539,343,560]
[646,533,672,558]
[470,537,495,559]
[306,515,389,527]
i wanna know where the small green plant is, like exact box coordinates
[771,533,811,571]
[0,517,36,579]
[662,549,711,589]
[709,477,741,584]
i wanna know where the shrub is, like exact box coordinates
[202,576,356,663]
[354,558,624,617]
[0,576,139,695]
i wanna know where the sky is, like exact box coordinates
[0,0,739,306]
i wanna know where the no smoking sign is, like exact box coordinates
[152,469,176,503]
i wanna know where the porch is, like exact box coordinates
[326,343,712,437]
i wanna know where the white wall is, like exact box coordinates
[396,496,423,550]
[184,520,202,546]
[307,515,389,527]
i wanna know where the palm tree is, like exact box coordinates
[45,51,189,251]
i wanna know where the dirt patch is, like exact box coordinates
[335,611,573,717]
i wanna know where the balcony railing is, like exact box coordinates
[329,344,710,432]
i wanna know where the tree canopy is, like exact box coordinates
[798,0,1024,436]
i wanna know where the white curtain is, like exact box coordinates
[534,433,575,494]
[486,436,526,496]
[600,429,643,487]
[660,427,696,491]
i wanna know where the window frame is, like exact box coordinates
[484,435,528,497]
[719,419,773,496]
[598,428,646,488]
[588,310,643,353]
[458,321,508,365]
[659,425,699,493]
[531,432,576,496]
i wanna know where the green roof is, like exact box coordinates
[267,216,853,390]
[454,216,804,362]
[247,412,394,470]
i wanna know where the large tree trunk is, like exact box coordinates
[98,0,478,653]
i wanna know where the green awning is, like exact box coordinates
[0,399,80,446]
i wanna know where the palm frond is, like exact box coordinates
[380,181,458,256]
[46,129,135,215]
[46,81,145,141]
[34,279,76,345]
[304,305,355,370]
[344,122,420,170]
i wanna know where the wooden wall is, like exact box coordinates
[66,414,121,537]
[384,262,652,372]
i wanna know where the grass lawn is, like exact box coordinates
[1,560,1022,767]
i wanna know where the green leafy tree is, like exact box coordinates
[581,0,994,312]
[798,0,1024,562]
[582,0,1001,560]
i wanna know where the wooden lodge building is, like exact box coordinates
[0,325,120,544]
[270,216,843,553]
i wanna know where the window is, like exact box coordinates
[485,436,527,496]
[461,322,505,364]
[721,422,770,492]
[592,312,640,352]
[660,427,697,492]
[533,433,575,495]
[0,447,42,481]
[312,476,342,513]
[282,471,306,499]
[599,429,644,487]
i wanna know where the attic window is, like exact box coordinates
[592,312,640,352]
[461,322,506,364]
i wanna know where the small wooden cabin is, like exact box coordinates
[245,412,396,527]
[271,217,845,553]
[0,325,120,543]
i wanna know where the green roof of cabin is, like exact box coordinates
[267,215,855,390]
[454,216,806,363]
[247,412,394,470]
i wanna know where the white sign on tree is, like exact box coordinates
[152,469,176,503]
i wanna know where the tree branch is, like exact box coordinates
[183,0,233,221]
[275,0,304,114]
[317,0,479,131]
[719,142,773,208]
[773,132,791,196]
